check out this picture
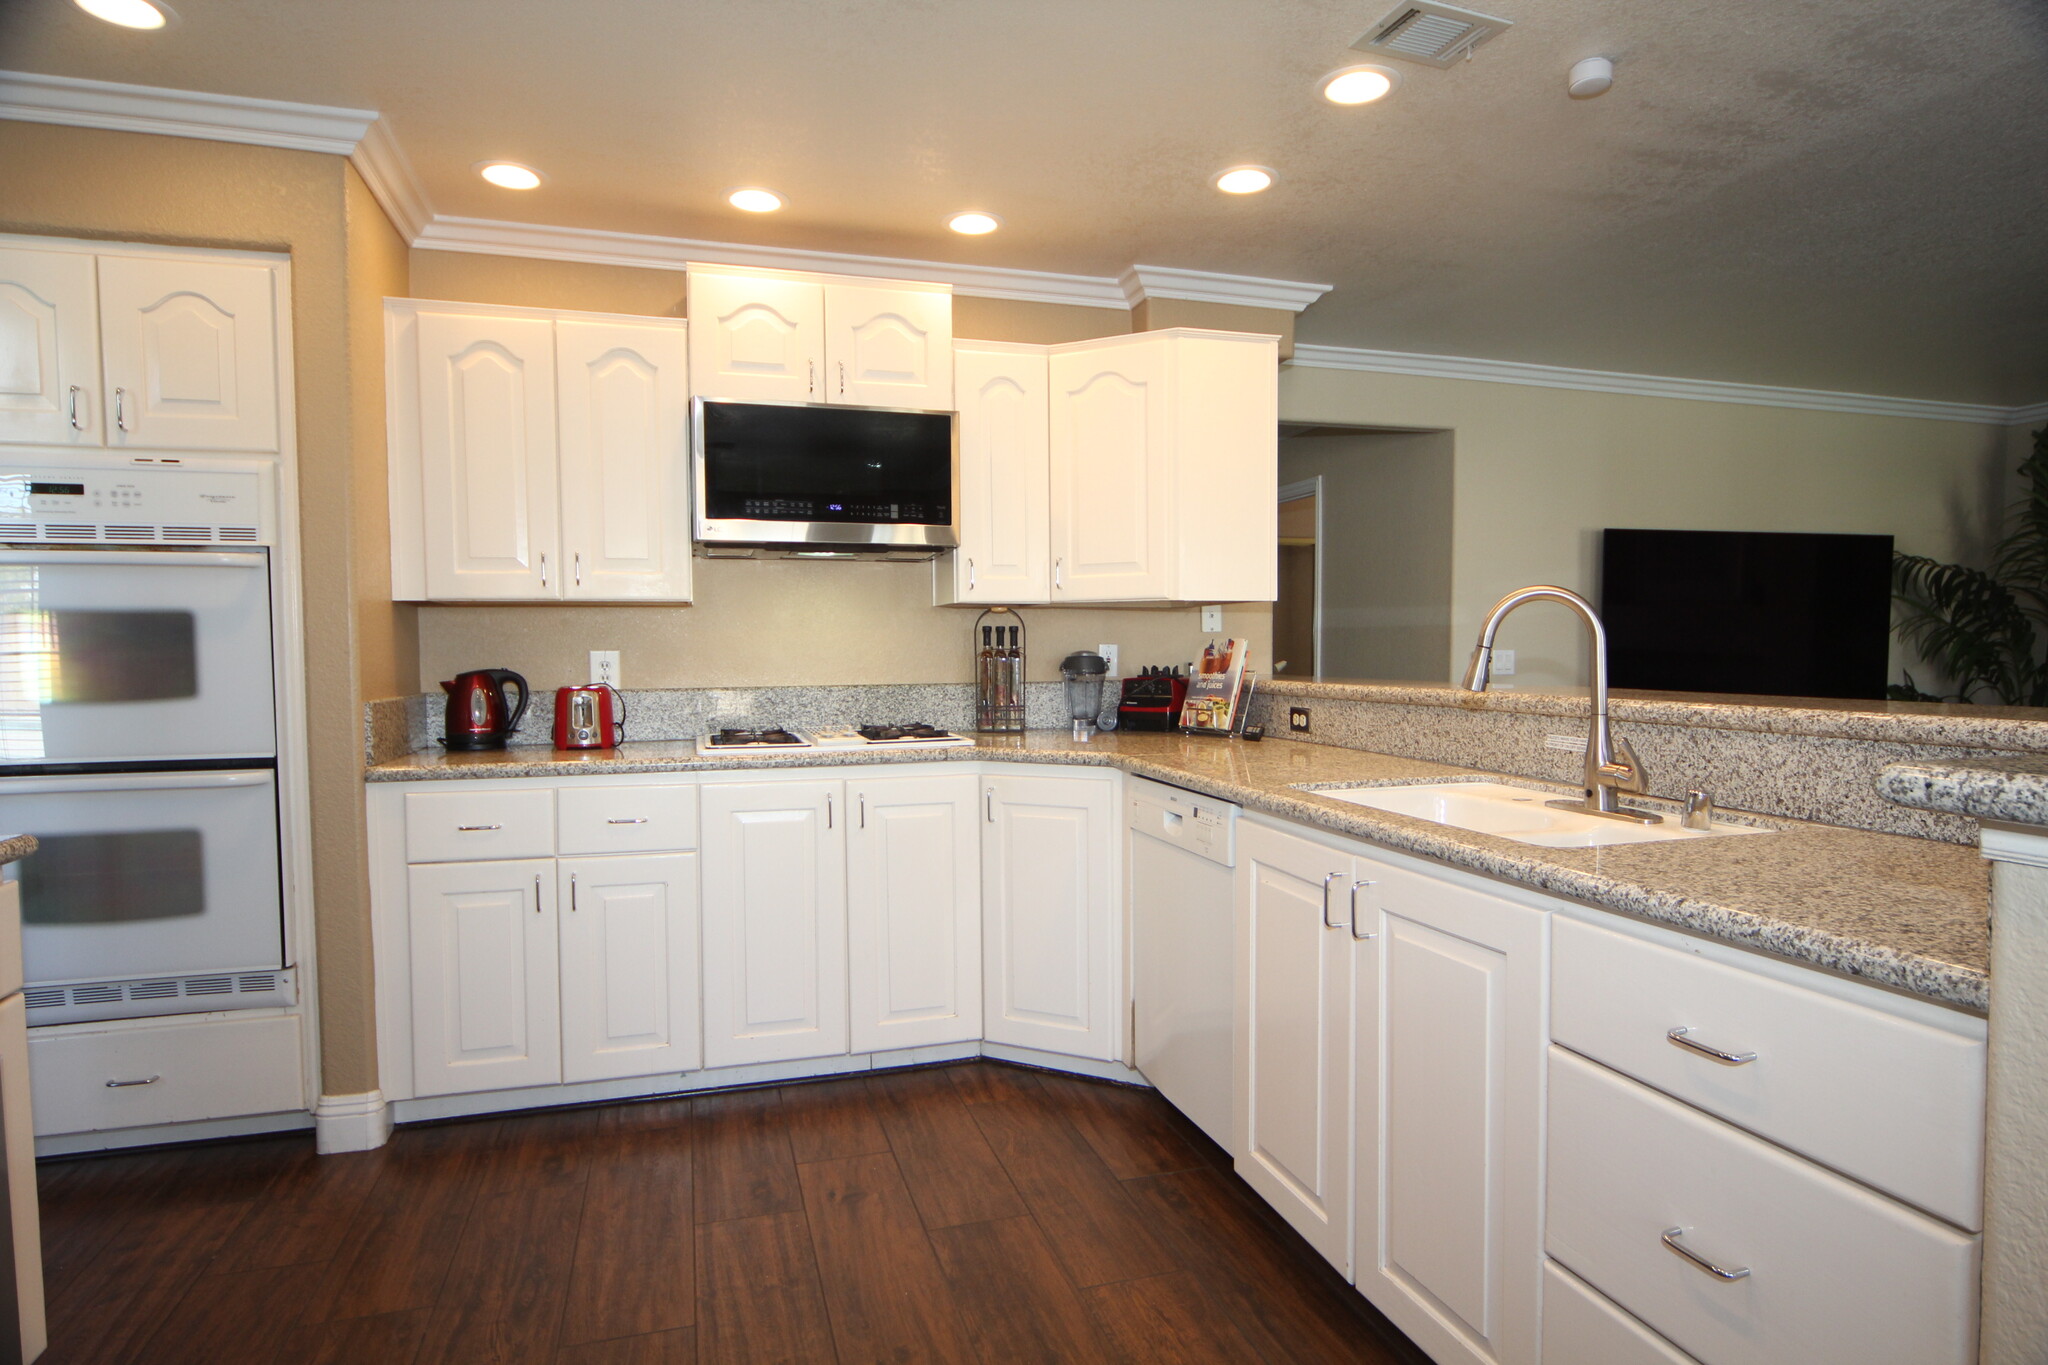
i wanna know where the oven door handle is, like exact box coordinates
[0,549,269,569]
[0,769,275,796]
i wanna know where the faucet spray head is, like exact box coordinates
[1461,644,1493,692]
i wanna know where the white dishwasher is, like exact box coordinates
[1127,776,1239,1152]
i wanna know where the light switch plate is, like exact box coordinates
[1099,643,1120,675]
[1201,605,1224,632]
[589,650,621,689]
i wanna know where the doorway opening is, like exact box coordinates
[1275,479,1321,677]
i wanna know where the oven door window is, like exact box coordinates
[21,831,206,925]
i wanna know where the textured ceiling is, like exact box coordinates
[3,0,2044,404]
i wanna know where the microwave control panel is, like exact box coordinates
[0,463,268,538]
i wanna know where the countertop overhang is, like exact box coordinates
[370,733,1990,1012]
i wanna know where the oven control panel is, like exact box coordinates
[0,462,269,541]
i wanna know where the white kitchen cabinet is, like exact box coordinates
[686,264,952,408]
[555,319,693,601]
[388,300,691,603]
[407,858,561,1097]
[845,773,981,1053]
[1047,329,1278,603]
[1233,819,1356,1271]
[0,237,283,452]
[97,253,280,452]
[414,309,561,600]
[1355,856,1547,1365]
[935,342,1051,605]
[558,853,700,1083]
[0,244,99,445]
[981,773,1117,1060]
[699,780,849,1067]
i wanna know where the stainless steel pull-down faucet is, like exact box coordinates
[1460,585,1661,826]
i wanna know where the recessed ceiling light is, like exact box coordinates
[477,161,542,190]
[947,211,1002,235]
[73,0,175,29]
[728,188,786,213]
[1319,64,1400,105]
[1214,165,1276,195]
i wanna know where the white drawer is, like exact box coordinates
[558,784,698,855]
[29,1014,304,1135]
[405,788,555,862]
[1542,1260,1699,1365]
[1551,914,1985,1229]
[1546,1048,1978,1365]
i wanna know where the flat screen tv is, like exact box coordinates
[1600,529,1894,700]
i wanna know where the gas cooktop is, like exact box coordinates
[692,723,975,756]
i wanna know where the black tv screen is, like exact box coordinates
[1601,529,1894,700]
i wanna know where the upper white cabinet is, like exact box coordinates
[981,772,1117,1061]
[699,780,849,1068]
[388,300,692,603]
[687,264,952,409]
[935,342,1052,605]
[845,773,982,1053]
[1049,330,1278,603]
[0,239,282,452]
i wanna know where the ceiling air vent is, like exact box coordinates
[1354,0,1512,67]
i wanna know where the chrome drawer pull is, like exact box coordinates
[606,817,649,825]
[457,824,503,832]
[1662,1227,1751,1281]
[1668,1027,1758,1066]
[1349,879,1378,941]
[106,1075,160,1088]
[1321,872,1344,929]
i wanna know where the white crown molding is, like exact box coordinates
[1119,264,1331,313]
[414,216,1132,308]
[1290,343,2046,426]
[0,68,373,155]
[348,118,431,241]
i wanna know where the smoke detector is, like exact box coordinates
[1353,1,1513,67]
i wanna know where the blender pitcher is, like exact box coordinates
[1061,651,1109,741]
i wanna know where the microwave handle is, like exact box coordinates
[0,768,275,796]
[0,549,267,570]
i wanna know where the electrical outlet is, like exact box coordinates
[1099,643,1120,675]
[1201,605,1224,633]
[1289,707,1312,733]
[1494,648,1516,676]
[589,650,621,689]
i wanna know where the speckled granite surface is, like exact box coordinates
[0,834,35,865]
[369,732,1991,1012]
[1879,755,2048,827]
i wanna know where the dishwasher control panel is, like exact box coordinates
[1128,779,1238,867]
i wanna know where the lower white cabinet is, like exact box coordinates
[559,853,700,1083]
[1541,1260,1698,1365]
[846,774,981,1053]
[981,773,1118,1060]
[1234,819,1357,1271]
[1355,856,1547,1365]
[700,781,849,1067]
[408,858,561,1096]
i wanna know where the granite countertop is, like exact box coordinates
[1878,755,2048,827]
[0,834,35,866]
[372,732,1990,1012]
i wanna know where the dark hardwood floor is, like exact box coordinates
[34,1061,1430,1364]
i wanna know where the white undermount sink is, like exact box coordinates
[1304,780,1771,848]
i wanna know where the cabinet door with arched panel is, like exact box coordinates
[96,254,279,452]
[826,283,952,408]
[687,269,824,402]
[0,245,100,446]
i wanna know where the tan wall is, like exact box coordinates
[1132,298,1294,359]
[0,121,402,1095]
[349,168,415,699]
[1278,364,2013,690]
[404,250,1274,688]
[1280,429,1456,682]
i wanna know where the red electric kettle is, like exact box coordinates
[440,669,529,750]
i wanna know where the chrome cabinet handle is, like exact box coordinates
[1667,1027,1757,1066]
[859,793,866,829]
[570,871,578,912]
[606,817,648,825]
[986,789,995,823]
[1662,1227,1751,1281]
[540,552,548,588]
[114,386,130,432]
[1054,558,1064,591]
[1349,879,1378,940]
[808,359,816,394]
[827,793,834,829]
[457,824,503,831]
[967,558,976,592]
[68,385,85,430]
[105,1075,160,1088]
[839,360,846,395]
[534,873,542,913]
[574,551,582,586]
[1321,872,1344,929]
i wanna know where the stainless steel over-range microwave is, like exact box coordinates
[691,396,959,549]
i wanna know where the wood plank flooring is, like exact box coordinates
[33,1061,1429,1364]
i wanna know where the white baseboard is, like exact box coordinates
[981,1042,1152,1086]
[35,1109,312,1157]
[314,1089,392,1153]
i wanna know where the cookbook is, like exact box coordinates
[1180,638,1251,733]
